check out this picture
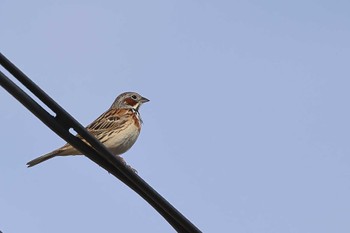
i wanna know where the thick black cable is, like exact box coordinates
[0,71,188,232]
[0,57,193,232]
[0,53,201,233]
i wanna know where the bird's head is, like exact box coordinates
[110,92,149,111]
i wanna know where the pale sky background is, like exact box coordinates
[1,1,350,232]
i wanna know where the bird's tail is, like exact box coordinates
[27,149,62,167]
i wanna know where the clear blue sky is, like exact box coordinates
[1,1,350,232]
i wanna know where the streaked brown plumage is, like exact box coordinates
[27,92,149,167]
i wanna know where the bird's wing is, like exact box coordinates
[85,108,132,140]
[58,108,133,152]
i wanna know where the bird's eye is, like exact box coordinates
[131,95,137,100]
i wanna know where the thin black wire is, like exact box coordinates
[0,53,201,233]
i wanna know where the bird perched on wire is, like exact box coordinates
[27,92,149,168]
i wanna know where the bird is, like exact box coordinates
[27,92,149,167]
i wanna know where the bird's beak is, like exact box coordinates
[141,96,150,103]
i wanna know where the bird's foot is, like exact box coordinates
[115,155,138,174]
[126,164,138,174]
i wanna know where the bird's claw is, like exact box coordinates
[126,164,138,174]
[114,155,138,174]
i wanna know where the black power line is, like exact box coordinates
[0,53,201,233]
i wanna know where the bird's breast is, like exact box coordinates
[105,118,141,155]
